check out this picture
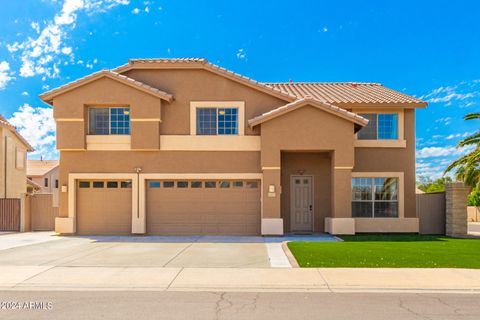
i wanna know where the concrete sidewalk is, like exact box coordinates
[1,266,480,293]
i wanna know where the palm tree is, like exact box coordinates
[444,113,480,188]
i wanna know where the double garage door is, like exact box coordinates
[76,179,261,236]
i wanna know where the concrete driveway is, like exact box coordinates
[0,233,337,269]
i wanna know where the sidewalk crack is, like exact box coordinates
[316,269,332,292]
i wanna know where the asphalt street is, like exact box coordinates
[0,291,479,320]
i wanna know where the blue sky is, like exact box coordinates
[0,0,478,180]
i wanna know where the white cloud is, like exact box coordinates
[8,104,58,159]
[6,0,129,81]
[31,22,40,34]
[435,117,451,125]
[0,61,13,90]
[421,81,480,107]
[322,27,328,32]
[416,145,475,159]
[21,91,29,96]
[132,8,140,14]
[145,6,150,13]
[236,48,246,60]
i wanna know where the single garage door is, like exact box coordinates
[146,180,261,235]
[76,180,132,235]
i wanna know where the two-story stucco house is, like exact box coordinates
[0,115,33,199]
[39,58,427,236]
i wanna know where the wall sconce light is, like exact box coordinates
[297,169,306,175]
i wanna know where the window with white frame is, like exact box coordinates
[196,108,238,135]
[88,107,130,135]
[357,113,398,140]
[352,177,399,218]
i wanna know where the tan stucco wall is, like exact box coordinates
[57,150,261,217]
[122,68,288,135]
[281,152,332,233]
[353,109,417,217]
[54,77,162,150]
[260,106,356,224]
[30,166,59,207]
[0,127,28,199]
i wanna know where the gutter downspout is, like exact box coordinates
[4,136,7,199]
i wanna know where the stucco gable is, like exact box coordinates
[248,97,368,130]
[40,70,173,105]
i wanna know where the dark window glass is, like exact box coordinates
[89,107,130,135]
[357,113,378,140]
[374,202,398,218]
[351,177,399,218]
[191,181,202,188]
[177,181,188,188]
[163,181,174,188]
[107,181,118,188]
[246,181,258,188]
[55,179,59,188]
[121,181,132,188]
[219,181,230,188]
[352,202,374,217]
[233,181,243,188]
[93,181,104,188]
[79,181,90,188]
[205,181,216,188]
[196,108,217,135]
[44,178,48,187]
[89,108,109,135]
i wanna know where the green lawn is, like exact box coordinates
[287,234,480,268]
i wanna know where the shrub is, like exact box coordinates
[467,187,480,206]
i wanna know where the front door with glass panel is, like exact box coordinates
[290,176,314,232]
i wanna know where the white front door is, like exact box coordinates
[290,176,314,232]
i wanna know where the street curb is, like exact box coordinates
[282,242,299,268]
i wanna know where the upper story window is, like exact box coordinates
[88,107,130,135]
[357,113,398,140]
[196,108,239,135]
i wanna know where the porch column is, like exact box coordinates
[325,160,355,235]
[261,150,283,235]
[332,167,352,218]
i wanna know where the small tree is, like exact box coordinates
[444,113,480,189]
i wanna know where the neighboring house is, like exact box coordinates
[27,160,60,207]
[39,58,427,236]
[0,115,33,199]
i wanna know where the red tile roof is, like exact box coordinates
[40,70,174,104]
[248,96,369,128]
[264,82,426,106]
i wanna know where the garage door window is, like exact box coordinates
[191,181,202,188]
[121,181,132,188]
[246,181,258,189]
[205,181,216,188]
[93,181,104,188]
[149,181,161,188]
[79,181,90,188]
[107,181,118,188]
[177,181,188,188]
[233,181,244,188]
[163,181,174,188]
[219,181,230,188]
